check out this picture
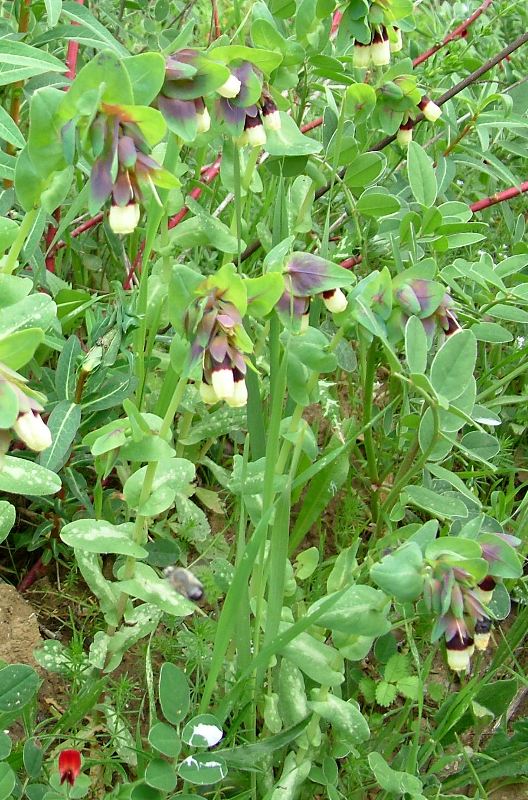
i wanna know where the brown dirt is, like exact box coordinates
[0,582,42,668]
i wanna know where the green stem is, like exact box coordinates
[376,403,440,538]
[108,374,188,636]
[362,339,380,520]
[2,209,38,274]
[135,135,181,408]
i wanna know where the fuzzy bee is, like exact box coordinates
[163,566,204,601]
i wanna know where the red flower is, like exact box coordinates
[59,750,81,786]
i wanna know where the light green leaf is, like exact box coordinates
[44,0,62,27]
[407,141,437,207]
[60,519,147,557]
[265,113,322,156]
[0,456,61,496]
[0,106,25,149]
[308,694,370,743]
[0,328,44,370]
[405,315,428,373]
[368,752,423,795]
[61,2,129,55]
[429,330,476,401]
[0,40,66,86]
[0,502,16,545]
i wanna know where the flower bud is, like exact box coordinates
[199,381,219,405]
[212,366,235,401]
[446,632,474,673]
[371,31,390,66]
[390,27,403,53]
[226,374,248,408]
[196,105,211,134]
[418,96,442,122]
[14,411,52,452]
[475,576,495,605]
[353,42,371,69]
[218,73,241,99]
[244,114,267,148]
[262,99,281,132]
[109,202,140,235]
[397,120,413,147]
[322,288,347,313]
[474,618,492,652]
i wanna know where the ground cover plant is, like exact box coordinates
[0,0,527,797]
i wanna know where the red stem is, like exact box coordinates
[412,0,494,67]
[17,557,47,593]
[469,180,528,212]
[122,155,223,289]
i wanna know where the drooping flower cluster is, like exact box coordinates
[0,363,52,453]
[275,252,353,332]
[425,531,521,673]
[397,95,442,147]
[353,25,402,68]
[88,105,178,235]
[185,273,253,408]
[390,278,460,343]
[157,50,281,147]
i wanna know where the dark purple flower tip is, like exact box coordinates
[478,576,496,592]
[446,631,473,651]
[112,171,134,206]
[475,617,492,634]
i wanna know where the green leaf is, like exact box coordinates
[429,330,476,401]
[123,53,166,105]
[0,106,25,149]
[368,752,423,795]
[159,663,190,725]
[0,763,15,800]
[280,629,344,686]
[0,502,15,546]
[60,519,147,557]
[0,328,44,371]
[375,681,398,707]
[0,664,39,712]
[177,754,228,786]
[61,2,129,55]
[407,141,437,207]
[123,458,195,516]
[23,739,43,778]
[246,273,285,317]
[397,675,420,700]
[148,723,181,758]
[307,585,390,637]
[356,191,400,217]
[405,315,428,373]
[344,83,377,124]
[470,322,513,343]
[0,456,61,496]
[370,542,424,602]
[145,759,177,793]
[37,400,80,473]
[308,694,370,743]
[403,486,468,519]
[459,431,500,462]
[0,40,65,86]
[264,113,322,156]
[182,714,223,748]
[117,571,196,617]
[210,44,282,74]
[345,152,386,189]
[44,0,62,26]
[60,51,133,123]
[384,653,410,683]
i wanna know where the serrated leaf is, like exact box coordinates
[375,681,398,707]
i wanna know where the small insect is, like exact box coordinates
[164,566,204,601]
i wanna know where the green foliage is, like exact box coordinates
[0,0,527,797]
